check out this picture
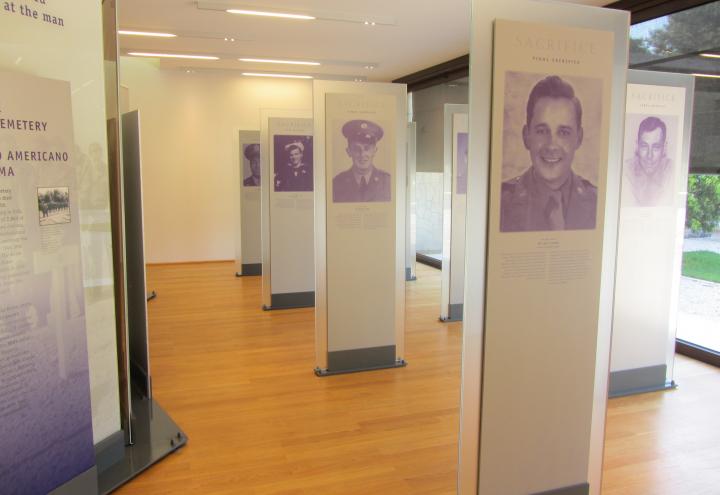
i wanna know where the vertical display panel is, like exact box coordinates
[405,122,417,281]
[260,111,314,310]
[459,3,629,494]
[440,105,468,321]
[0,0,122,448]
[610,71,694,397]
[236,130,262,276]
[313,81,407,375]
[0,71,95,495]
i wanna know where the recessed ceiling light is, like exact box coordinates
[692,72,720,78]
[699,53,720,59]
[226,9,315,20]
[128,52,219,60]
[239,58,320,66]
[242,72,313,79]
[118,30,177,38]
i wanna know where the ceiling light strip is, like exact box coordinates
[226,9,315,20]
[699,53,720,59]
[242,72,313,79]
[692,72,720,78]
[239,58,320,66]
[128,52,219,60]
[118,30,177,38]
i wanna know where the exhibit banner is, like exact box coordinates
[440,105,468,322]
[459,4,629,494]
[0,71,95,494]
[313,81,407,375]
[405,122,417,282]
[260,111,314,309]
[610,70,694,397]
[236,130,262,276]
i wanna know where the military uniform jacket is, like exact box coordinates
[500,168,597,232]
[274,163,313,192]
[332,166,391,203]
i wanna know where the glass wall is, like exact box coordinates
[410,79,468,264]
[630,1,720,355]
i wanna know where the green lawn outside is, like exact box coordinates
[682,250,720,283]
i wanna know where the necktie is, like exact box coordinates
[546,192,565,230]
[360,176,368,198]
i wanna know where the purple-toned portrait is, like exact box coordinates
[332,119,391,203]
[622,114,677,207]
[242,143,261,187]
[499,72,601,233]
[273,135,313,192]
[456,132,468,195]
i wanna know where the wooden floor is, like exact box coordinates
[114,262,720,494]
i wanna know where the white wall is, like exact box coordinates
[120,58,313,263]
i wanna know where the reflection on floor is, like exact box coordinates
[114,261,720,494]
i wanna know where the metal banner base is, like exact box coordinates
[97,396,186,494]
[609,364,674,398]
[263,291,315,310]
[316,359,407,377]
[237,263,262,276]
[532,482,590,495]
[439,303,464,322]
[317,345,406,376]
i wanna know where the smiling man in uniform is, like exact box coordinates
[500,75,597,232]
[333,119,391,203]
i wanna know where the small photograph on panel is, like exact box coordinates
[243,143,261,187]
[622,114,677,207]
[274,135,314,192]
[37,187,71,226]
[500,73,601,233]
[333,119,391,203]
[456,132,468,195]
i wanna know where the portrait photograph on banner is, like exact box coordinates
[499,71,603,233]
[327,97,395,205]
[622,113,679,207]
[273,135,314,192]
[242,143,261,187]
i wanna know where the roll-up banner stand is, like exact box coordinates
[405,122,418,282]
[236,130,262,277]
[440,105,468,322]
[0,71,97,494]
[260,110,315,310]
[458,2,629,494]
[609,70,694,397]
[313,81,407,376]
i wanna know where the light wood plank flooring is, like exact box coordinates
[114,262,720,494]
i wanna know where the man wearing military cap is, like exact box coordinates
[500,75,597,232]
[274,138,313,192]
[333,119,391,203]
[243,143,261,187]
